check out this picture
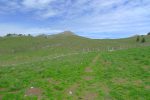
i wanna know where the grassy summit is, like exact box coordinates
[58,31,76,35]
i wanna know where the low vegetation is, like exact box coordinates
[0,32,150,100]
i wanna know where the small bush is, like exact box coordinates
[136,36,140,42]
[141,37,146,43]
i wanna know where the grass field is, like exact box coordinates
[0,32,150,100]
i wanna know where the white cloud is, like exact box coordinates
[0,0,150,38]
[21,0,58,18]
[22,0,54,9]
[56,0,150,34]
[0,0,20,13]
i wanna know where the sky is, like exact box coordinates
[0,0,150,38]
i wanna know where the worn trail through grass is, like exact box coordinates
[63,55,100,100]
[1,47,149,100]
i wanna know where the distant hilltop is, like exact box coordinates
[58,31,76,35]
[2,31,150,39]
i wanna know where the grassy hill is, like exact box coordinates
[0,32,150,100]
[0,31,150,66]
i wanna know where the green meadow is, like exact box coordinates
[0,32,150,100]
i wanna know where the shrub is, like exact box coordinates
[141,37,146,43]
[136,36,140,42]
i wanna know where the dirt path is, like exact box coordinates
[63,55,99,100]
[80,55,99,100]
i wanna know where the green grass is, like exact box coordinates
[0,52,97,100]
[0,47,150,100]
[0,33,150,99]
[0,34,150,65]
[93,47,150,100]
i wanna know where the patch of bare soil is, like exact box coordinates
[142,66,150,71]
[0,95,3,100]
[132,80,143,86]
[47,78,60,85]
[25,87,42,99]
[111,78,129,84]
[83,76,93,81]
[63,83,79,100]
[145,85,150,90]
[65,83,79,96]
[103,61,112,66]
[79,92,98,100]
[85,67,93,72]
[87,83,98,89]
[0,88,6,92]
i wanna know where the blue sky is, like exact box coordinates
[0,0,150,38]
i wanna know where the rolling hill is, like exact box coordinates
[0,31,150,100]
[0,31,150,66]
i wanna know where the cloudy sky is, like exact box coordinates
[0,0,150,38]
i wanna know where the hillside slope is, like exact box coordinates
[0,31,150,65]
[0,46,149,100]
